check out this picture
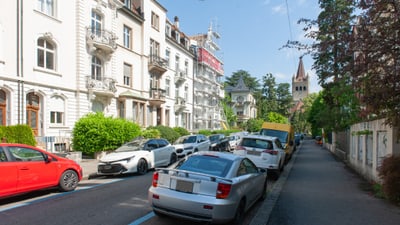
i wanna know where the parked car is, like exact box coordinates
[209,134,230,152]
[172,134,210,158]
[0,143,82,199]
[294,134,301,146]
[233,134,286,179]
[228,134,241,151]
[97,138,177,176]
[148,151,267,224]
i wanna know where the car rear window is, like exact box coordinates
[241,138,273,149]
[176,155,232,177]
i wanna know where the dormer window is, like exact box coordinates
[175,32,180,42]
[166,24,171,37]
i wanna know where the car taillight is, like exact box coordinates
[235,145,246,150]
[152,172,159,187]
[263,149,278,155]
[216,183,231,199]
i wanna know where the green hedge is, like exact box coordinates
[0,125,36,146]
[72,112,141,155]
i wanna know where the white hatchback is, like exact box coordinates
[233,134,286,179]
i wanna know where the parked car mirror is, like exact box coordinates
[45,154,53,163]
[289,140,294,146]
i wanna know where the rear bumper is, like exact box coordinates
[148,187,237,224]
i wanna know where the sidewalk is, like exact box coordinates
[79,158,99,179]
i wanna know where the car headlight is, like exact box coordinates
[125,156,135,163]
[211,143,217,147]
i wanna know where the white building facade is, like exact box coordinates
[0,0,224,150]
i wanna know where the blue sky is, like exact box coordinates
[157,0,322,93]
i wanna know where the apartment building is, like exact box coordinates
[164,17,194,130]
[191,25,226,131]
[0,0,224,150]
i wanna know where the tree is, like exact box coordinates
[224,70,260,91]
[276,83,293,117]
[285,0,359,132]
[352,1,400,128]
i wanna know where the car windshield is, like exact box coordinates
[115,139,147,152]
[260,129,288,144]
[209,135,220,142]
[174,136,196,144]
[176,155,232,177]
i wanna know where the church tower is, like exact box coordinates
[292,57,309,102]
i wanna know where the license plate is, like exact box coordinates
[104,165,112,170]
[176,180,194,193]
[247,150,261,156]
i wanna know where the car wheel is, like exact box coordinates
[260,180,268,201]
[59,170,79,192]
[137,158,148,175]
[232,199,245,225]
[169,153,178,165]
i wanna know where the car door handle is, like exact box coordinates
[19,167,29,170]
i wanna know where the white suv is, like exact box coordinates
[173,134,210,158]
[233,134,286,179]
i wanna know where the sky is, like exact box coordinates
[157,0,322,94]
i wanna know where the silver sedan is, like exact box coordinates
[148,151,267,224]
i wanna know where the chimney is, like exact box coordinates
[174,16,179,29]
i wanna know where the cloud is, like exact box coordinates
[272,4,287,15]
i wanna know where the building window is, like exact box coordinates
[91,11,102,36]
[37,38,55,70]
[303,86,307,91]
[184,60,189,75]
[166,24,171,37]
[118,101,125,118]
[123,63,132,86]
[295,86,298,91]
[184,86,188,101]
[92,100,104,113]
[150,39,160,57]
[175,55,180,71]
[0,90,7,126]
[91,56,102,80]
[121,0,131,9]
[151,12,159,30]
[123,25,131,49]
[37,0,55,17]
[165,49,170,67]
[165,79,170,96]
[49,96,65,125]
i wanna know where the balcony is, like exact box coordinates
[174,70,187,84]
[148,55,168,74]
[149,88,166,106]
[175,97,186,112]
[86,27,117,54]
[86,76,117,97]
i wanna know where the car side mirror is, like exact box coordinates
[259,168,266,173]
[289,140,294,146]
[45,155,53,163]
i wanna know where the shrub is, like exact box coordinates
[72,112,141,155]
[142,128,160,138]
[151,125,180,143]
[198,129,212,136]
[173,127,190,136]
[378,155,400,204]
[0,125,36,146]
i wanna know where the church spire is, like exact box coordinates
[295,56,306,81]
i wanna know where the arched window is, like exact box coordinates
[49,96,65,125]
[37,38,55,70]
[26,93,40,136]
[304,86,307,91]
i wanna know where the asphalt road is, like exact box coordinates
[266,139,400,225]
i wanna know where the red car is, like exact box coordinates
[0,143,83,198]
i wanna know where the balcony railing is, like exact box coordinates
[175,97,186,112]
[148,55,168,74]
[149,88,166,106]
[86,27,117,54]
[174,70,187,84]
[86,76,117,97]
